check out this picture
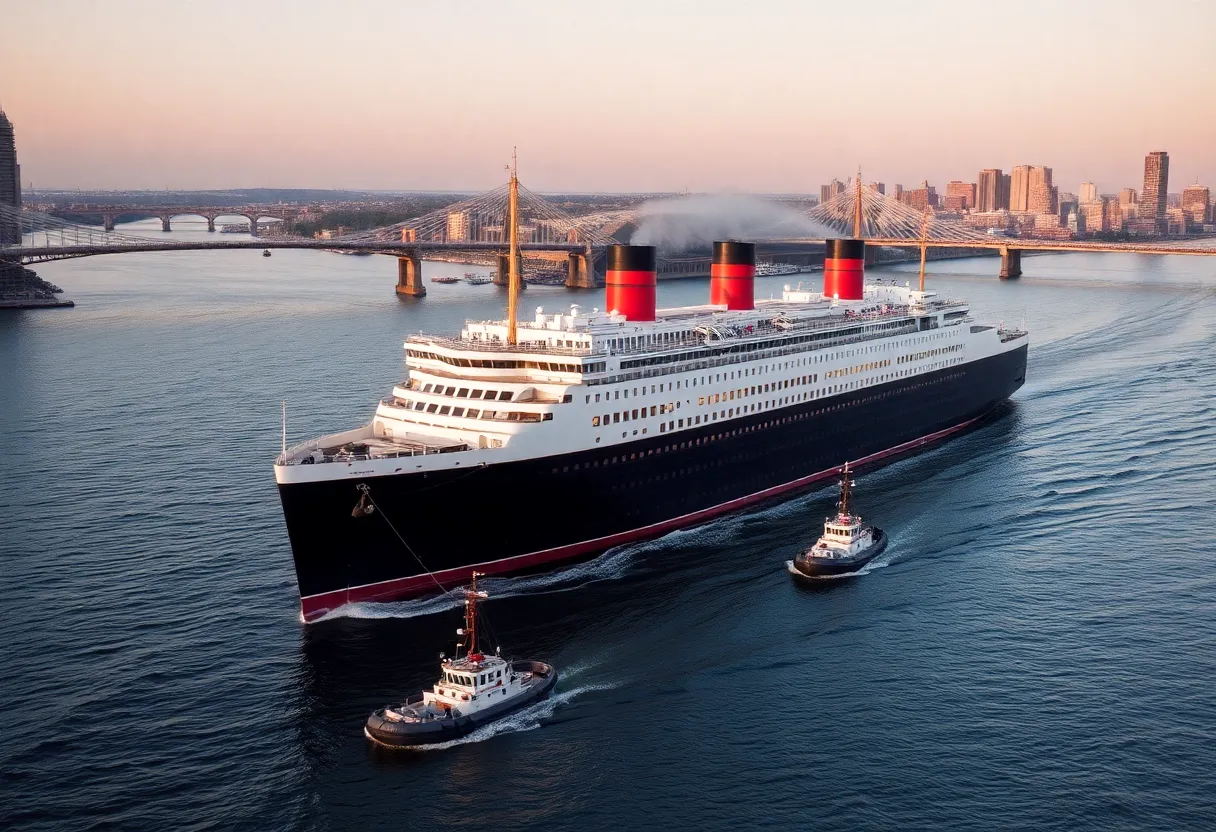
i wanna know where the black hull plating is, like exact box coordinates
[278,344,1027,616]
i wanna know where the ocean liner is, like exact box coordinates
[274,173,1028,622]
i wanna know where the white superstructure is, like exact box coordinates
[275,280,1028,485]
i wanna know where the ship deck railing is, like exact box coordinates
[278,435,469,466]
[412,300,970,362]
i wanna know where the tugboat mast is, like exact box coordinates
[838,462,853,517]
[460,572,487,659]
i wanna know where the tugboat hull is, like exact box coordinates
[364,661,558,748]
[789,528,888,579]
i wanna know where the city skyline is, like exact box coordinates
[1,0,1214,193]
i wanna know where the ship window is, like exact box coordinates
[498,391,513,401]
[439,406,451,415]
[452,408,465,417]
[467,410,479,419]
[593,416,601,426]
[426,404,438,413]
[423,384,434,393]
[445,387,456,396]
[457,388,469,397]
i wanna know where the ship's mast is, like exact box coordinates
[918,208,930,293]
[506,150,521,346]
[839,462,853,517]
[853,167,864,240]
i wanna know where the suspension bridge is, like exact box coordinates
[3,176,1214,297]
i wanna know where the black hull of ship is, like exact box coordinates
[279,344,1027,621]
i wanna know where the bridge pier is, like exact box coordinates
[161,216,172,233]
[494,252,523,288]
[396,254,426,297]
[206,215,216,233]
[999,247,1022,279]
[102,213,116,232]
[566,248,596,289]
[246,217,259,237]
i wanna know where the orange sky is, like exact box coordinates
[2,0,1214,194]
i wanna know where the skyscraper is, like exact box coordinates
[1119,188,1137,206]
[1026,167,1054,214]
[1009,165,1031,212]
[1079,182,1098,203]
[1140,151,1169,233]
[977,169,1004,212]
[999,173,1011,211]
[945,180,976,210]
[0,109,22,246]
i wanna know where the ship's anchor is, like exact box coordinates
[352,483,376,518]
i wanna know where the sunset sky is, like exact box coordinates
[2,0,1214,194]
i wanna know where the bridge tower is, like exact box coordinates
[160,214,172,232]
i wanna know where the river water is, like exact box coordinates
[2,219,1215,830]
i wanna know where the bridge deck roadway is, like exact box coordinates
[8,239,589,263]
[8,237,1216,265]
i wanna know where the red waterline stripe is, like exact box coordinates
[300,415,982,621]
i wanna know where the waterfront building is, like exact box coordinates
[1027,167,1055,214]
[0,109,21,246]
[1181,184,1210,228]
[977,169,1004,212]
[1140,151,1169,234]
[1009,165,1031,212]
[1079,181,1098,203]
[446,210,471,242]
[820,179,846,205]
[1058,198,1078,228]
[868,182,886,194]
[945,180,976,210]
[1081,198,1109,235]
[1104,198,1126,233]
[1119,187,1137,206]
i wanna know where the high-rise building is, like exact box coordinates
[999,173,1011,210]
[1119,188,1137,206]
[1026,166,1054,214]
[868,182,886,195]
[1140,151,1169,233]
[892,184,904,202]
[977,169,1004,212]
[945,180,976,210]
[1105,198,1126,234]
[1079,181,1098,203]
[1009,165,1031,212]
[820,179,846,205]
[0,109,21,246]
[1181,184,1210,228]
[446,210,471,242]
[1080,198,1109,235]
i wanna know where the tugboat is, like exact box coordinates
[788,463,887,579]
[364,573,558,748]
[262,249,272,257]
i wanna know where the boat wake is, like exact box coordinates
[408,680,617,751]
[316,546,639,622]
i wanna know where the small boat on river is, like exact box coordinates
[364,573,558,748]
[430,275,460,284]
[788,462,887,579]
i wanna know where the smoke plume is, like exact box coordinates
[629,194,834,253]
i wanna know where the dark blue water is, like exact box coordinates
[3,220,1216,830]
